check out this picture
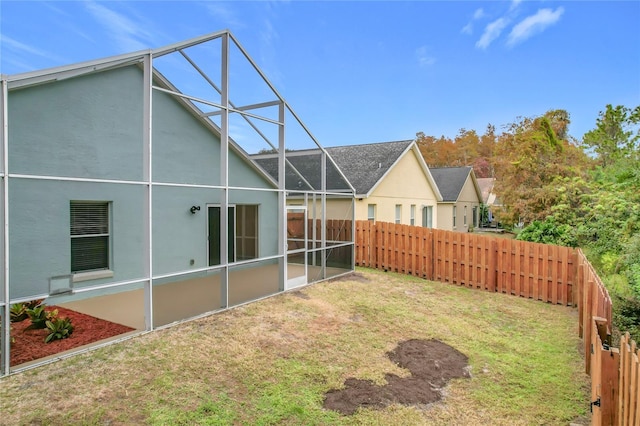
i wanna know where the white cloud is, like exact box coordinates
[0,35,65,63]
[415,46,436,67]
[507,7,564,46]
[509,0,523,12]
[83,1,155,52]
[461,8,485,35]
[461,23,473,35]
[476,18,508,50]
[205,2,245,29]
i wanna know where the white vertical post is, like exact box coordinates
[142,53,154,330]
[321,152,327,279]
[278,100,286,291]
[1,79,9,376]
[351,193,356,270]
[220,32,229,307]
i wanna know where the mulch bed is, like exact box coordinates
[323,339,471,415]
[7,306,135,366]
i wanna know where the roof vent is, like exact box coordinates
[378,162,382,169]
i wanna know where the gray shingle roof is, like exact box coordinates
[429,166,473,202]
[251,140,413,195]
[252,152,351,192]
[325,140,413,195]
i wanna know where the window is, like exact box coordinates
[422,206,433,228]
[70,201,110,273]
[395,205,402,224]
[209,205,259,266]
[410,204,416,226]
[367,204,376,222]
[453,206,457,228]
[236,205,258,261]
[464,206,468,226]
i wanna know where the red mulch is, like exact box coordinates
[8,306,135,366]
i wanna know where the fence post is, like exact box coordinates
[585,277,594,375]
[590,317,619,426]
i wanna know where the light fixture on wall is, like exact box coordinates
[190,205,201,214]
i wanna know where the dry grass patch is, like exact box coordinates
[0,268,589,425]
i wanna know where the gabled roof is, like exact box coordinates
[476,178,494,204]
[476,177,501,206]
[251,139,441,199]
[325,140,412,195]
[251,150,351,192]
[430,166,481,202]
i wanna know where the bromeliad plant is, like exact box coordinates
[25,306,59,330]
[10,299,44,323]
[44,317,74,343]
[10,303,29,323]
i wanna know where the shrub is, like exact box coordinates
[25,306,58,330]
[10,299,44,323]
[612,294,640,343]
[516,216,577,247]
[10,303,29,323]
[45,317,74,343]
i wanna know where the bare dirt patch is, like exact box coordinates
[8,306,135,366]
[323,339,470,415]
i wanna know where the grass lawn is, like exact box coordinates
[0,268,589,425]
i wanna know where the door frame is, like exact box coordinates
[286,206,307,289]
[207,204,236,266]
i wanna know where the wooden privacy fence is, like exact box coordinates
[354,220,640,425]
[355,220,577,305]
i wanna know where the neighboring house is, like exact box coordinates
[430,167,482,232]
[253,140,443,228]
[476,177,502,227]
[327,141,442,227]
[0,30,353,375]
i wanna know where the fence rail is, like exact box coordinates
[354,220,639,425]
[355,220,577,305]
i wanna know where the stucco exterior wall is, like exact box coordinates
[6,65,277,300]
[436,174,481,232]
[354,149,438,226]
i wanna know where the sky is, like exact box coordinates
[1,0,639,147]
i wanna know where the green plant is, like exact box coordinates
[44,317,74,343]
[26,306,58,330]
[10,299,44,323]
[10,303,29,323]
[516,216,577,247]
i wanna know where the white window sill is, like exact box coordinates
[72,270,114,283]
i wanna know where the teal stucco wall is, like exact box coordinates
[7,64,278,300]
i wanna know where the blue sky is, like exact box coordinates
[1,1,639,147]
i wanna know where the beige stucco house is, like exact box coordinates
[253,140,443,228]
[430,167,482,232]
[326,140,442,226]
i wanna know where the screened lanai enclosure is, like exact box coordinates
[0,30,355,375]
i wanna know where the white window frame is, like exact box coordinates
[367,204,376,222]
[70,201,114,283]
[464,205,468,226]
[453,205,457,228]
[235,204,259,261]
[395,204,402,224]
[422,205,433,228]
[410,204,416,226]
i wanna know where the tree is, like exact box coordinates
[582,104,640,168]
[416,124,497,175]
[492,110,590,226]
